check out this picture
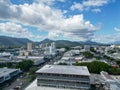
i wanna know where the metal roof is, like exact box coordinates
[36,64,90,76]
[0,67,18,77]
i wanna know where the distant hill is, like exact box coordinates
[0,36,32,47]
[112,41,120,45]
[0,36,102,48]
[38,39,101,48]
[79,40,101,45]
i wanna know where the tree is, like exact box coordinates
[82,51,94,58]
[29,67,38,75]
[58,62,67,65]
[90,47,96,52]
[6,62,12,68]
[16,60,34,71]
[73,60,120,74]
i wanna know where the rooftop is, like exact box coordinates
[0,67,19,77]
[101,71,114,81]
[36,64,90,76]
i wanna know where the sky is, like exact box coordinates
[0,0,120,43]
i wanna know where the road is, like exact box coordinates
[2,54,63,90]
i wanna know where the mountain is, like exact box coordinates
[38,39,101,48]
[40,38,54,44]
[79,40,101,45]
[0,36,101,48]
[112,41,120,45]
[0,36,32,47]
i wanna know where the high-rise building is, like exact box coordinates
[27,42,34,51]
[44,42,56,56]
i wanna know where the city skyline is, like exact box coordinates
[0,0,120,43]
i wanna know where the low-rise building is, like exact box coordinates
[16,56,45,65]
[0,67,21,84]
[100,71,120,90]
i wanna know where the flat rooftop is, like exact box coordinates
[0,68,18,77]
[25,79,78,90]
[36,65,90,76]
[101,71,114,80]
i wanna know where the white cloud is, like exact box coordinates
[92,34,120,43]
[114,27,120,32]
[0,22,45,40]
[0,22,32,37]
[83,0,109,7]
[71,2,83,11]
[92,8,101,12]
[92,27,120,43]
[0,0,99,41]
[70,0,111,12]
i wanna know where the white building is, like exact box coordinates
[44,42,56,56]
[36,65,90,90]
[16,56,45,65]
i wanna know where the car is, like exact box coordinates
[13,86,21,90]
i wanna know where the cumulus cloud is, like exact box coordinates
[92,34,120,44]
[70,0,111,12]
[71,2,83,11]
[0,0,99,41]
[0,22,32,37]
[92,27,120,43]
[0,22,45,40]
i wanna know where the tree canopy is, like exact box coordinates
[82,51,94,58]
[74,60,120,74]
[16,60,34,71]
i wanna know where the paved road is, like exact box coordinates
[3,74,27,90]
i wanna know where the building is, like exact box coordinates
[36,65,90,90]
[25,79,77,90]
[0,67,21,84]
[100,71,120,90]
[16,56,45,65]
[27,42,34,51]
[19,50,29,56]
[44,42,56,56]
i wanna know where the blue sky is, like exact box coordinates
[0,0,120,43]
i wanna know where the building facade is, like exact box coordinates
[36,65,90,90]
[27,42,34,51]
[0,67,21,84]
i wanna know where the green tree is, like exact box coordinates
[16,60,34,71]
[90,47,96,52]
[29,67,38,75]
[73,60,119,74]
[58,62,67,65]
[82,51,94,58]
